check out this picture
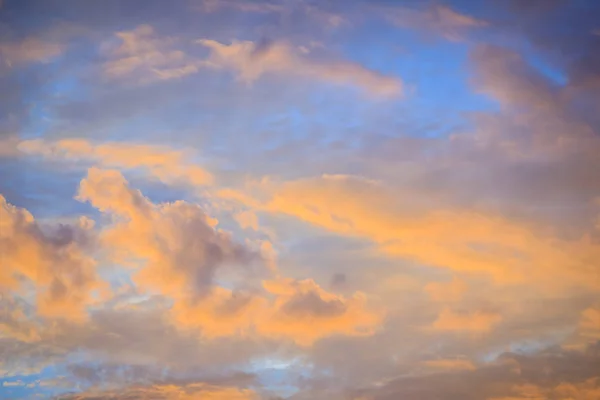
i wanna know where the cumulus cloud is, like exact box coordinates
[197,39,402,97]
[171,277,384,345]
[77,168,253,298]
[0,195,103,320]
[258,278,384,345]
[72,168,382,345]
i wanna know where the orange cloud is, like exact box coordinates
[422,358,476,371]
[77,168,252,299]
[75,168,383,345]
[257,278,384,346]
[431,307,501,333]
[234,210,259,231]
[0,195,103,321]
[172,277,384,345]
[425,277,467,303]
[579,307,600,340]
[59,382,258,400]
[18,138,213,186]
[491,378,600,400]
[255,174,600,290]
[171,287,268,337]
[0,298,42,343]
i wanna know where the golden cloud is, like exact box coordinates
[18,138,213,186]
[0,195,104,321]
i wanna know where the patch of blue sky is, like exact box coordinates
[20,67,89,141]
[525,53,569,86]
[0,365,72,400]
[0,158,91,218]
[478,327,575,364]
[247,356,310,398]
[338,23,498,137]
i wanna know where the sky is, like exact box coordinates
[1,0,600,399]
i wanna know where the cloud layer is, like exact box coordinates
[1,0,599,398]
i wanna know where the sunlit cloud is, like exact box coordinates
[18,138,214,186]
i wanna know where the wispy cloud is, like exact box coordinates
[0,37,64,66]
[17,138,214,186]
[101,25,206,84]
[197,39,402,97]
[380,4,487,41]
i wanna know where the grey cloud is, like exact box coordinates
[281,290,347,318]
[330,273,346,288]
[347,343,600,400]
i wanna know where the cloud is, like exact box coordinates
[101,25,205,84]
[490,379,600,400]
[101,24,393,97]
[234,210,259,231]
[2,1,600,398]
[18,138,213,186]
[470,44,560,113]
[381,4,487,41]
[257,278,384,346]
[198,0,346,28]
[247,174,600,291]
[77,168,253,298]
[170,287,269,338]
[199,0,285,14]
[0,37,64,66]
[0,195,103,320]
[73,168,382,345]
[430,307,502,334]
[425,278,467,303]
[171,277,384,345]
[579,307,600,341]
[57,382,258,400]
[197,39,402,97]
[0,135,20,157]
[422,359,475,371]
[347,345,600,400]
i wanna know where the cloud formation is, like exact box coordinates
[102,25,205,84]
[18,138,213,186]
[77,167,252,298]
[1,195,102,320]
[1,0,600,398]
[197,39,403,97]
